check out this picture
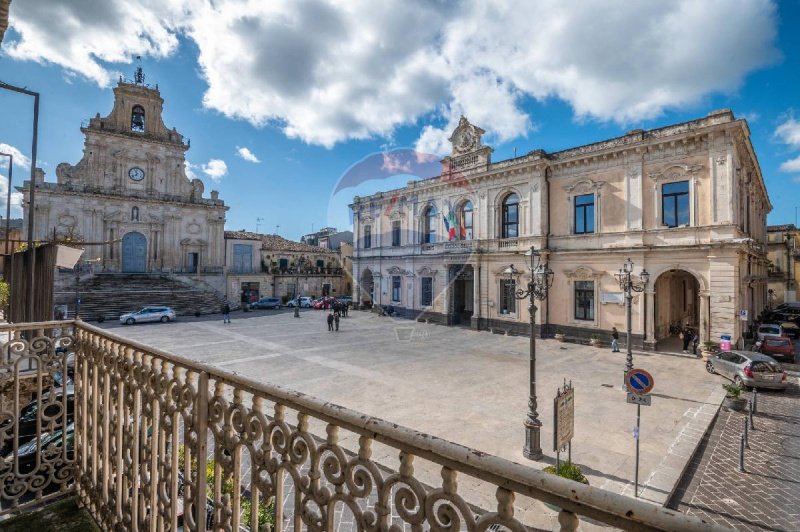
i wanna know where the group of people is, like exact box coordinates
[610,323,700,355]
[326,301,349,331]
[680,325,700,355]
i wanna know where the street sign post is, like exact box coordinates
[625,368,655,499]
[553,380,575,471]
[625,368,654,395]
[626,393,651,406]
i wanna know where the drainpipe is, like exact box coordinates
[543,166,551,339]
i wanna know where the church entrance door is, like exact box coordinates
[121,232,147,273]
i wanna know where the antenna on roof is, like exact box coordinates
[134,56,145,84]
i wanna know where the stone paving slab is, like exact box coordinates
[676,384,800,531]
[97,309,726,529]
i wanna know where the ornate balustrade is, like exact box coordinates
[1,321,722,531]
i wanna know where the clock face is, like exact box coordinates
[456,129,474,151]
[128,167,145,181]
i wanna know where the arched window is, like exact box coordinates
[423,205,437,244]
[501,193,519,239]
[131,105,145,132]
[458,200,473,240]
[131,206,139,221]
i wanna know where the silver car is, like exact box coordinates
[706,350,788,390]
[119,306,176,325]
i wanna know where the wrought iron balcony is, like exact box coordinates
[0,320,721,531]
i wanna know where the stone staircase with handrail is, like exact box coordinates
[54,273,231,321]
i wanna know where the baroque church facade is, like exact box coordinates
[21,69,227,279]
[351,112,771,349]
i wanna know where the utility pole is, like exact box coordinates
[0,81,40,324]
[256,217,263,233]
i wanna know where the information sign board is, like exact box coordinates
[553,385,575,452]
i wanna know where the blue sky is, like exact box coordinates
[1,0,799,240]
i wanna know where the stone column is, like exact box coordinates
[699,290,711,344]
[644,288,656,350]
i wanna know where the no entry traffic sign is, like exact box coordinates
[626,368,654,395]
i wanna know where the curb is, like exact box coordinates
[636,382,725,506]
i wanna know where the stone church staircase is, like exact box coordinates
[54,274,231,321]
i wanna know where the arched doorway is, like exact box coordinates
[359,269,374,308]
[654,269,700,350]
[121,232,147,273]
[448,264,474,326]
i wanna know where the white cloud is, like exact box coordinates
[780,155,800,173]
[201,159,227,182]
[775,117,800,148]
[0,143,32,170]
[236,146,260,163]
[6,0,780,147]
[184,161,198,180]
[5,0,188,87]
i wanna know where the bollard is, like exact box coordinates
[752,388,758,414]
[748,400,754,430]
[738,433,745,472]
[743,416,749,449]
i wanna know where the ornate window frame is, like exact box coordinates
[648,164,702,228]
[498,190,520,239]
[492,265,522,318]
[421,202,438,244]
[563,179,604,234]
[563,266,604,327]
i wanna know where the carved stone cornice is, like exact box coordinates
[563,266,604,281]
[386,265,411,276]
[416,266,438,278]
[648,163,703,183]
[563,178,605,195]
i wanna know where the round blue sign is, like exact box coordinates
[626,368,654,395]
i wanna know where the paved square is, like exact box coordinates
[98,308,726,523]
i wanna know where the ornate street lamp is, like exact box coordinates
[614,258,649,384]
[503,246,554,460]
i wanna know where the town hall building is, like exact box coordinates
[351,112,771,350]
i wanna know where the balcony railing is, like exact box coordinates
[0,321,721,531]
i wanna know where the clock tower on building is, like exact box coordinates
[20,68,228,275]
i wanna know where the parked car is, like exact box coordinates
[250,297,282,309]
[779,321,800,339]
[120,306,176,325]
[757,335,796,362]
[313,297,335,310]
[334,295,353,307]
[3,422,75,474]
[706,350,788,390]
[756,323,786,341]
[0,387,75,456]
[763,310,800,325]
[286,296,313,308]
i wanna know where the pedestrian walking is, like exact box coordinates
[691,330,700,356]
[611,327,620,352]
[327,312,334,331]
[334,313,340,331]
[222,303,231,324]
[681,324,692,353]
[343,303,348,317]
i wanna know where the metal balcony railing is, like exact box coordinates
[0,321,723,531]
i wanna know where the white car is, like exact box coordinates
[286,296,313,308]
[120,306,176,325]
[757,323,785,341]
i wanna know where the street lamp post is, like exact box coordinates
[504,246,554,460]
[614,258,649,385]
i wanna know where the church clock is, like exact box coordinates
[128,167,145,181]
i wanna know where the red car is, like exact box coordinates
[758,335,795,362]
[312,297,336,310]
